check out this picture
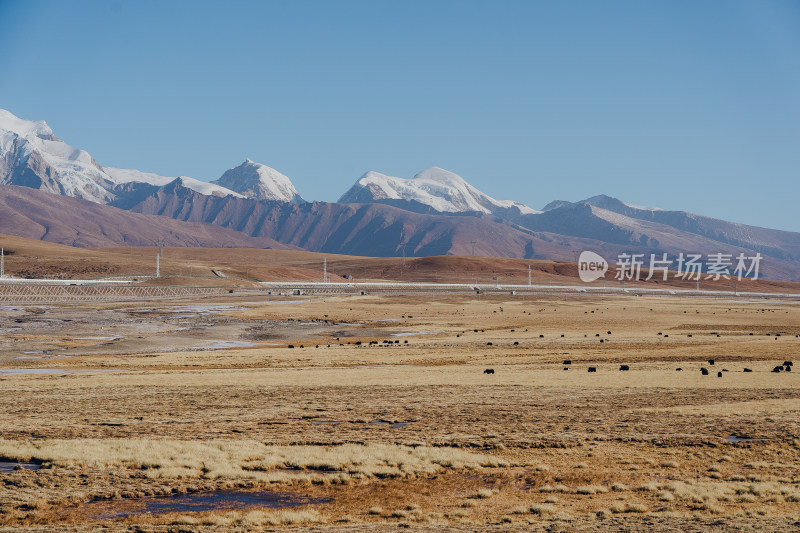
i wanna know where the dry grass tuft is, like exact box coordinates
[475,488,495,499]
[528,503,556,516]
[172,509,325,526]
[611,503,648,514]
[539,484,570,493]
[0,439,506,481]
[576,485,608,495]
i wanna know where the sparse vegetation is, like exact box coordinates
[0,439,506,480]
[0,292,798,529]
[171,509,326,526]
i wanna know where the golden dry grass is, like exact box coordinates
[0,291,799,531]
[0,439,506,480]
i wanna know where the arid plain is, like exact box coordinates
[0,281,799,531]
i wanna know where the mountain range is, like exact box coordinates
[2,108,799,280]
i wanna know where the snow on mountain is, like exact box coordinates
[0,108,246,203]
[339,166,538,216]
[543,195,663,213]
[105,167,243,198]
[103,167,176,187]
[0,109,115,203]
[173,177,243,198]
[0,109,59,141]
[212,159,303,203]
[621,200,663,211]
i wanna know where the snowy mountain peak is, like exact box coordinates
[0,108,250,204]
[105,167,243,198]
[0,108,112,202]
[542,195,664,213]
[413,166,468,186]
[339,167,539,217]
[0,109,58,141]
[212,159,303,203]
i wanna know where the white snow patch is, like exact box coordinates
[104,167,176,187]
[341,166,539,215]
[622,200,663,211]
[104,169,242,197]
[1,108,242,203]
[212,159,302,202]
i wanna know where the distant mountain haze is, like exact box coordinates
[2,108,799,280]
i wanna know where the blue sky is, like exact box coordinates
[1,0,799,230]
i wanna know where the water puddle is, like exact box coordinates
[390,331,440,337]
[0,368,69,375]
[725,435,769,443]
[72,336,122,341]
[85,490,330,519]
[352,364,417,368]
[369,419,409,429]
[184,341,262,351]
[172,306,246,315]
[0,461,40,474]
[0,368,128,375]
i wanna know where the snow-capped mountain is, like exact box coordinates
[4,108,800,280]
[0,108,248,203]
[212,159,304,203]
[339,166,539,217]
[0,109,115,203]
[105,167,243,198]
[542,194,663,213]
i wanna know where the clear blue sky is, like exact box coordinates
[1,0,799,230]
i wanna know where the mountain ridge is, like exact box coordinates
[212,159,304,203]
[2,108,800,281]
[339,166,539,219]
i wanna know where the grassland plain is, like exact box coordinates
[0,292,799,531]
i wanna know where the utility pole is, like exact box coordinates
[323,257,327,283]
[401,244,406,268]
[528,264,531,286]
[470,240,477,257]
[1,248,4,279]
[156,253,160,278]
